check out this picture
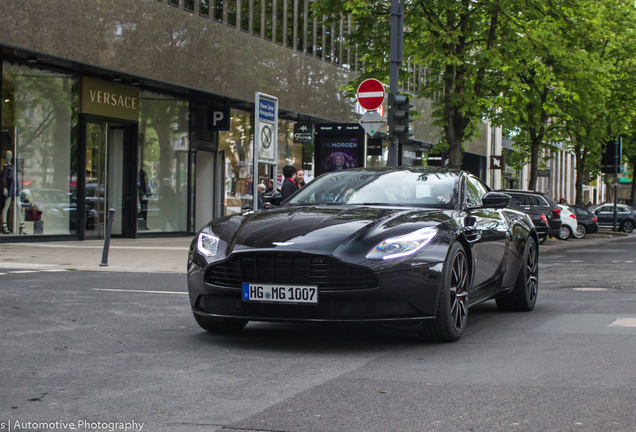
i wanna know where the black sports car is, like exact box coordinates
[187,168,539,342]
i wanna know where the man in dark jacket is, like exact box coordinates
[280,165,299,201]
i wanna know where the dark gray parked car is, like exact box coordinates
[591,204,636,233]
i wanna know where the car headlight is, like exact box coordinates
[197,230,220,257]
[366,227,437,260]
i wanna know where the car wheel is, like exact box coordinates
[558,225,571,240]
[573,224,586,239]
[496,236,538,312]
[621,220,635,233]
[193,314,248,334]
[420,242,469,343]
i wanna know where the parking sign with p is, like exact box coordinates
[208,107,230,131]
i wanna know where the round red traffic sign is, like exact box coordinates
[356,79,386,111]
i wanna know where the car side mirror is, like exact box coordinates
[262,191,282,208]
[481,192,511,209]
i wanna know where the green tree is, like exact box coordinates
[312,0,512,169]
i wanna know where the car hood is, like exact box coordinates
[207,205,455,262]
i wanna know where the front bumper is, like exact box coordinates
[187,259,445,323]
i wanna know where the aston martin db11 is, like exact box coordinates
[187,167,539,342]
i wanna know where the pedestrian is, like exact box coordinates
[158,178,177,230]
[280,165,299,201]
[296,169,306,188]
[265,180,275,194]
[257,183,266,209]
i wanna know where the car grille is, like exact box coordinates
[205,253,379,290]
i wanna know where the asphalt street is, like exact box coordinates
[1,236,636,432]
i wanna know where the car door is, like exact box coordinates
[594,205,613,226]
[464,176,509,297]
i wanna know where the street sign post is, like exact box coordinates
[358,110,386,137]
[254,92,278,210]
[356,79,386,111]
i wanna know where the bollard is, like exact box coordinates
[100,208,116,266]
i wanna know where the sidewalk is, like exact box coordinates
[0,229,632,274]
[539,228,632,253]
[0,236,194,274]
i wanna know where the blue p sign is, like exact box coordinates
[208,107,230,131]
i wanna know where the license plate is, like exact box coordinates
[242,283,318,304]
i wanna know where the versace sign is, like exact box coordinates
[81,77,140,122]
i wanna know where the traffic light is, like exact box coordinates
[388,93,415,144]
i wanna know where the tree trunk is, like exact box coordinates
[631,156,636,205]
[573,143,586,205]
[528,141,540,190]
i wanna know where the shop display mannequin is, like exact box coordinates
[2,150,25,235]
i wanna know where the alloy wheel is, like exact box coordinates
[449,251,469,332]
[574,224,586,239]
[526,241,539,303]
[623,221,634,233]
[559,226,570,239]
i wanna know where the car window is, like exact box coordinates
[289,170,460,209]
[465,177,487,206]
[597,206,610,212]
[508,194,526,206]
[619,207,630,214]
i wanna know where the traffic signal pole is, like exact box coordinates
[388,0,403,167]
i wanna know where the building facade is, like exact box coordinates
[0,0,494,241]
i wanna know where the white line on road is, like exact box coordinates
[9,270,40,274]
[3,244,189,250]
[572,288,609,291]
[92,288,187,295]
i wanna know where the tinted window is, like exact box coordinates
[508,194,525,206]
[288,171,459,209]
[465,176,487,206]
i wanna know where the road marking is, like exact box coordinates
[41,269,69,272]
[610,318,636,328]
[571,288,608,291]
[0,263,56,269]
[9,270,40,274]
[3,243,189,250]
[570,260,583,263]
[92,288,187,295]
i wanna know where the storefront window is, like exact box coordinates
[1,63,77,237]
[138,91,189,232]
[219,110,254,215]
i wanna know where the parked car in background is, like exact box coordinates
[557,204,578,240]
[591,204,636,233]
[568,205,598,239]
[497,190,562,241]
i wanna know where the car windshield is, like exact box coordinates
[287,170,459,209]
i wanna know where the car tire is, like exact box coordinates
[558,225,572,240]
[496,236,538,312]
[573,224,586,239]
[621,220,635,233]
[194,314,249,334]
[420,242,469,343]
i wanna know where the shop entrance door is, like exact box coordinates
[85,121,136,239]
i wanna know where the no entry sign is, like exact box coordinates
[356,79,386,111]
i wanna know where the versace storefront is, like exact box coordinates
[0,54,338,242]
